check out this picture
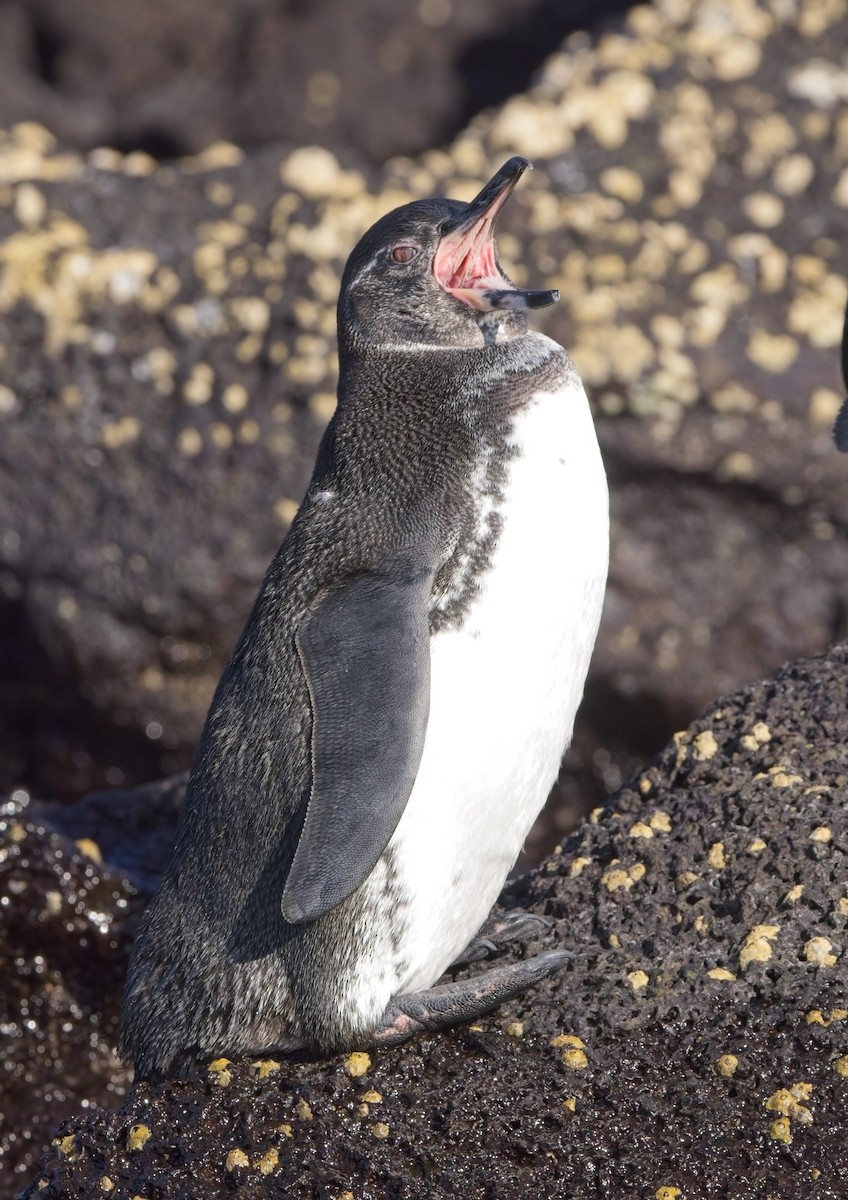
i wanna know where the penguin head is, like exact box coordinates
[338,157,559,352]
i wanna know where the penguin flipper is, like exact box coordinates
[282,565,432,924]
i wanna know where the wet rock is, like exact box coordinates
[2,0,848,834]
[0,777,185,1191]
[7,642,848,1197]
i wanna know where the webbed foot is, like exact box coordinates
[371,949,572,1047]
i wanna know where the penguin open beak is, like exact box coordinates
[433,156,560,313]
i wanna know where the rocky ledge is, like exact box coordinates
[2,0,848,844]
[4,642,847,1198]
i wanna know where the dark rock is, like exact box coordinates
[2,0,848,842]
[0,0,636,163]
[0,776,184,1191]
[0,145,328,802]
[6,643,848,1196]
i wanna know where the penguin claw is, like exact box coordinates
[449,937,500,967]
[371,949,573,1047]
[477,909,554,945]
[451,909,554,967]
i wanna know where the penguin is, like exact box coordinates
[119,156,609,1080]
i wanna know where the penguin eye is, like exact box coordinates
[390,244,419,264]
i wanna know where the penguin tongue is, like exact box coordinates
[434,156,559,314]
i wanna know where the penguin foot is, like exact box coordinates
[371,949,572,1047]
[450,910,554,967]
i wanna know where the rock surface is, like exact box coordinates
[0,0,635,162]
[0,777,186,1190]
[2,0,848,840]
[5,643,848,1197]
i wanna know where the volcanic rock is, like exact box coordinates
[0,0,635,163]
[5,643,848,1196]
[1,0,847,841]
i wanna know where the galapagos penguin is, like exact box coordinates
[119,156,609,1079]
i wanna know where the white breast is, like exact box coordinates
[347,343,608,1021]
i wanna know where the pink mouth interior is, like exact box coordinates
[432,193,515,310]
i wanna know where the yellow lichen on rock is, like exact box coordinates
[629,821,654,839]
[773,154,815,195]
[739,924,779,970]
[208,1058,233,1086]
[809,387,843,427]
[126,1124,151,1152]
[692,730,718,760]
[601,867,631,892]
[743,192,784,228]
[707,842,726,869]
[602,862,646,891]
[561,1047,589,1070]
[740,722,771,751]
[804,937,838,967]
[183,363,215,406]
[280,147,344,199]
[274,498,300,525]
[746,330,799,372]
[715,1054,739,1077]
[102,417,141,449]
[185,142,244,173]
[177,428,203,458]
[765,1083,813,1125]
[550,1032,589,1070]
[254,1148,279,1176]
[672,731,690,769]
[490,97,575,159]
[770,770,804,788]
[769,1117,792,1144]
[252,1059,281,1080]
[807,1008,847,1026]
[52,1135,78,1160]
[225,1149,250,1171]
[74,837,103,864]
[599,166,644,204]
[344,1052,372,1078]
